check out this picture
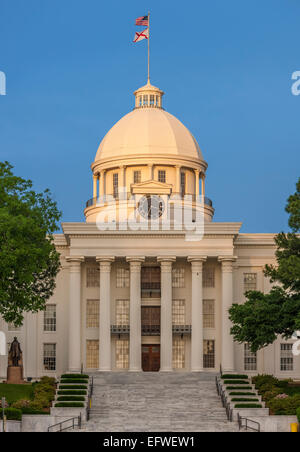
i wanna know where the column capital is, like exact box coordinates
[218,256,237,272]
[157,256,176,273]
[96,256,115,272]
[126,256,145,272]
[188,256,207,273]
[65,256,85,268]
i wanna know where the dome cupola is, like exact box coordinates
[134,81,164,109]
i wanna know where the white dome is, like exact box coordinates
[95,107,204,162]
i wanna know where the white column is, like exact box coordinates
[194,170,200,196]
[127,257,145,371]
[218,256,237,373]
[66,256,84,373]
[175,165,181,194]
[93,174,98,199]
[158,256,176,371]
[188,256,207,371]
[100,170,106,197]
[201,173,205,198]
[96,256,115,371]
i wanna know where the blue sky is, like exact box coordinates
[0,0,299,232]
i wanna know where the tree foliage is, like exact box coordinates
[0,161,61,325]
[229,178,300,352]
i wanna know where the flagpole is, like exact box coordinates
[148,10,150,83]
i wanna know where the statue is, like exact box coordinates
[7,337,24,384]
[8,337,22,367]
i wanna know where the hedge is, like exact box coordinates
[54,402,84,407]
[231,398,259,402]
[229,392,257,396]
[59,385,87,390]
[61,374,89,379]
[234,404,262,408]
[21,408,50,415]
[221,374,248,380]
[58,390,87,396]
[297,407,300,423]
[223,380,249,385]
[56,396,85,401]
[60,379,88,384]
[226,386,252,390]
[0,408,22,421]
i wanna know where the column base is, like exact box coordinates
[222,368,236,374]
[68,368,81,374]
[160,368,173,372]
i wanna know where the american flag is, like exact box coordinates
[135,15,148,26]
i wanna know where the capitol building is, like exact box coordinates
[0,81,298,378]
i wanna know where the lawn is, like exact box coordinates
[0,383,34,404]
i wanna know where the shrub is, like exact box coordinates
[61,374,89,379]
[59,385,87,390]
[224,380,249,385]
[268,394,300,415]
[21,408,49,415]
[252,375,279,389]
[57,390,87,396]
[297,407,300,423]
[60,379,88,384]
[39,376,56,386]
[231,398,259,402]
[262,389,281,402]
[54,402,84,407]
[226,386,252,390]
[234,404,262,408]
[56,396,85,401]
[221,374,248,379]
[0,408,22,421]
[11,399,31,410]
[229,392,257,396]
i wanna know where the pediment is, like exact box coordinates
[131,179,172,195]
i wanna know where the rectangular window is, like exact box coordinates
[86,267,99,287]
[133,170,141,184]
[141,267,161,297]
[116,339,129,369]
[116,267,130,288]
[113,173,119,198]
[203,300,215,328]
[172,268,185,288]
[203,266,215,288]
[244,343,257,371]
[86,300,99,328]
[173,338,185,369]
[44,305,56,332]
[180,172,186,195]
[115,299,129,325]
[203,340,215,368]
[172,300,185,325]
[158,170,166,183]
[280,343,293,371]
[43,343,56,371]
[86,340,99,369]
[244,273,257,292]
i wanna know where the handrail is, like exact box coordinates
[237,413,260,432]
[48,414,81,432]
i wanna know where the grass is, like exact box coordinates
[0,383,34,404]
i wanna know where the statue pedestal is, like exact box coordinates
[7,366,24,384]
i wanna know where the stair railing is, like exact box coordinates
[237,413,260,432]
[48,414,81,432]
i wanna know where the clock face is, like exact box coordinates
[138,195,165,220]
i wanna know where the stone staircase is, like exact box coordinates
[78,372,239,432]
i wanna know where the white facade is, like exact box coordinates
[0,82,298,379]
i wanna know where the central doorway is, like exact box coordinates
[142,345,160,371]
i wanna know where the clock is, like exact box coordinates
[138,195,165,220]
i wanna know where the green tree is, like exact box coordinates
[0,161,61,325]
[229,178,300,352]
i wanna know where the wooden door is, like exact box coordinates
[142,345,160,371]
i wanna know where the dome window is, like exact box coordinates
[134,170,141,184]
[180,172,186,196]
[158,170,166,183]
[113,173,119,198]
